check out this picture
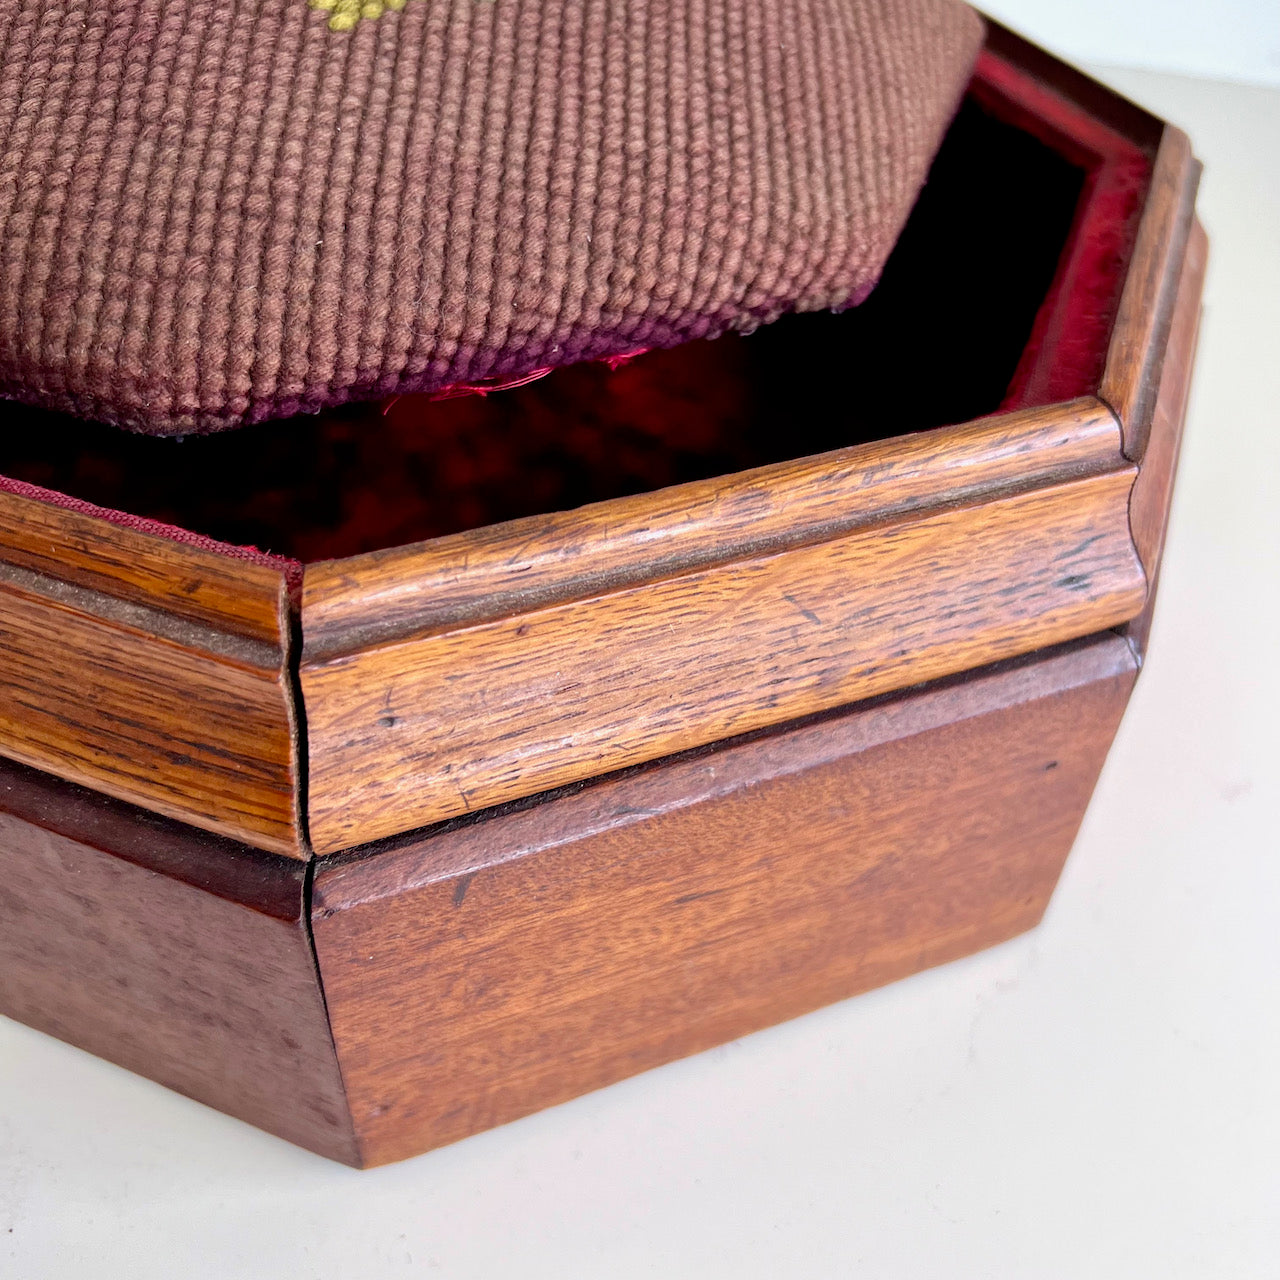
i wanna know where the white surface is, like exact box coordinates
[984,1,1280,88]
[2,70,1278,1280]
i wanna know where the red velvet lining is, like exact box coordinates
[969,49,1153,411]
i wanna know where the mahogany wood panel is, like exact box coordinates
[311,634,1139,1167]
[1101,124,1201,460]
[1124,218,1207,659]
[302,408,1144,852]
[0,754,357,1164]
[0,562,302,855]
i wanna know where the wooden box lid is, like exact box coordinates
[0,26,1202,857]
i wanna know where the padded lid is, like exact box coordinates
[0,0,981,435]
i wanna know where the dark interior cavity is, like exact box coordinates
[0,97,1084,563]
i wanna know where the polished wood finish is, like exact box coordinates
[0,488,303,855]
[311,634,1138,1166]
[1101,125,1201,460]
[1123,218,1207,658]
[300,398,1120,651]
[301,402,1145,852]
[0,754,356,1163]
[0,42,1205,1164]
[0,563,302,858]
[0,488,291,643]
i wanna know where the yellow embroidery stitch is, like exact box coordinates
[310,0,407,31]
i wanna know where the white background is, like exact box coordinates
[985,0,1280,86]
[3,22,1279,1280]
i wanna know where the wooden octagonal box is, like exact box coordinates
[0,24,1203,1165]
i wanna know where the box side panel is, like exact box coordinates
[304,464,1144,853]
[0,759,357,1164]
[312,635,1137,1167]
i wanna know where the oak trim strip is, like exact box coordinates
[1101,124,1201,460]
[0,565,303,856]
[303,459,1145,853]
[302,398,1121,658]
[1123,217,1207,660]
[0,487,292,645]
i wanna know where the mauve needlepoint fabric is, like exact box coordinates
[0,0,983,435]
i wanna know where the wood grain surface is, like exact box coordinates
[301,402,1145,852]
[0,487,292,644]
[1124,218,1207,659]
[311,634,1138,1167]
[0,30,1202,1170]
[0,489,304,854]
[0,559,302,856]
[0,43,1196,864]
[1101,124,1201,459]
[0,753,357,1164]
[300,399,1122,652]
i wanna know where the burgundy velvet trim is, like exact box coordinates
[969,49,1153,411]
[0,474,302,591]
[388,347,650,410]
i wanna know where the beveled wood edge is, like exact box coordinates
[0,558,283,670]
[300,397,1124,659]
[1122,217,1207,662]
[312,632,1139,911]
[1101,124,1202,460]
[0,486,292,646]
[302,465,1143,853]
[0,484,307,856]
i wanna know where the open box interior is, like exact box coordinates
[0,46,1154,567]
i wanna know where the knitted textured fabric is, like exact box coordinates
[0,0,983,435]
